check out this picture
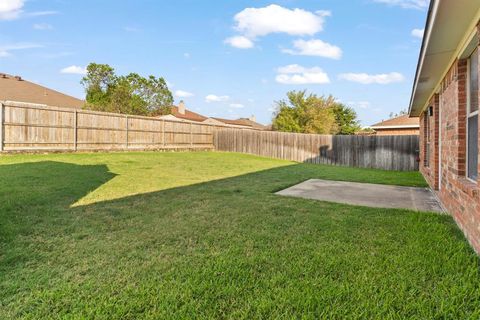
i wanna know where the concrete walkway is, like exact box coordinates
[276,179,444,213]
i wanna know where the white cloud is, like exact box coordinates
[411,28,424,39]
[0,0,24,20]
[339,72,405,84]
[26,11,58,17]
[0,1,58,21]
[276,64,330,85]
[230,103,245,109]
[183,52,190,58]
[225,5,332,48]
[283,39,342,59]
[0,43,42,57]
[205,94,230,103]
[233,5,330,39]
[224,36,254,49]
[277,64,307,74]
[33,23,53,30]
[60,65,87,75]
[348,101,371,109]
[175,90,194,98]
[373,0,428,10]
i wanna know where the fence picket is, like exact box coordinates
[214,128,419,171]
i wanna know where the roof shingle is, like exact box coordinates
[0,73,84,109]
[170,106,208,122]
[371,115,419,129]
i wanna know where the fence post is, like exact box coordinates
[162,119,166,147]
[0,103,4,152]
[190,123,193,148]
[212,126,215,149]
[73,110,78,151]
[125,115,129,150]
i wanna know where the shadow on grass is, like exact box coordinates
[0,161,117,244]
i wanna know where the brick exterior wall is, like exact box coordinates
[419,94,439,189]
[419,30,480,253]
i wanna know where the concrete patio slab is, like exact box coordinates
[276,179,444,213]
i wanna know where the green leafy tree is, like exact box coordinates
[273,100,303,132]
[81,63,173,116]
[81,63,115,109]
[332,104,361,135]
[272,91,339,134]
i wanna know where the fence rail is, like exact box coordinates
[0,102,218,152]
[214,129,419,171]
[0,102,420,171]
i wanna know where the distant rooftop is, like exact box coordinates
[0,73,84,109]
[170,105,208,122]
[371,115,419,129]
[211,117,268,130]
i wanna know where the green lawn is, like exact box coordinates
[1,151,479,319]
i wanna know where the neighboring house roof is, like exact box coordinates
[371,115,420,130]
[170,106,208,122]
[162,101,266,130]
[234,118,269,130]
[409,0,480,116]
[210,117,252,129]
[211,117,250,127]
[0,73,84,108]
[211,117,268,130]
[202,118,229,126]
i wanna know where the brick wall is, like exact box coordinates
[419,45,480,253]
[420,94,439,189]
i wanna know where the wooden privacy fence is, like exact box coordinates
[214,129,420,171]
[0,102,218,152]
[0,102,420,171]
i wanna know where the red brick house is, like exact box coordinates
[409,1,480,252]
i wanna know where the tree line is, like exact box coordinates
[82,63,362,135]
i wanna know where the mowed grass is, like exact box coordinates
[0,151,479,319]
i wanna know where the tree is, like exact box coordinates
[272,91,360,135]
[332,104,361,135]
[81,63,173,116]
[81,63,115,109]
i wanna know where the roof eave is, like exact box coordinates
[408,0,438,117]
[409,0,480,117]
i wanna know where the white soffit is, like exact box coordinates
[409,0,480,116]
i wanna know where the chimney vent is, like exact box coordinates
[15,75,22,81]
[178,100,186,115]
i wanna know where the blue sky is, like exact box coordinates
[0,0,428,125]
